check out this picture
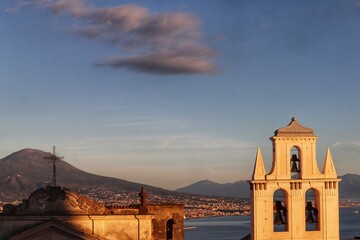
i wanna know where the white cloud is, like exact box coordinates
[5,1,35,13]
[89,134,253,151]
[332,141,360,152]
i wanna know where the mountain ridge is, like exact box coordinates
[0,148,178,202]
[175,174,360,199]
[175,179,250,198]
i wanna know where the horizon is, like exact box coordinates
[1,0,360,189]
[0,147,359,191]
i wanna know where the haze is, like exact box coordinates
[1,0,360,189]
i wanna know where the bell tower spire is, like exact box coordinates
[252,147,266,180]
[250,118,341,240]
[322,148,337,178]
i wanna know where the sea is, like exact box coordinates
[184,207,360,240]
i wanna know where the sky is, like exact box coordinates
[1,0,360,190]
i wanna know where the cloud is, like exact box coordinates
[89,134,253,151]
[5,0,36,13]
[107,117,192,129]
[96,49,217,75]
[332,142,360,152]
[13,0,218,75]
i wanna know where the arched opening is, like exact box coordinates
[290,146,301,179]
[166,219,174,240]
[273,189,288,232]
[305,188,319,231]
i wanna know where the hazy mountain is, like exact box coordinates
[0,148,178,202]
[175,180,250,198]
[176,174,360,199]
[339,174,360,199]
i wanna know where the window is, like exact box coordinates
[166,219,174,240]
[273,189,288,232]
[305,188,319,231]
[290,146,301,179]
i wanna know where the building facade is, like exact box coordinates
[250,117,340,240]
[0,186,184,240]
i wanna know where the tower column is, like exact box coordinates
[289,187,304,239]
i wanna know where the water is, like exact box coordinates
[185,207,360,240]
[185,215,250,240]
[340,207,360,238]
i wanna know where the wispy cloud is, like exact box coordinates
[107,117,193,130]
[89,134,253,151]
[96,49,217,75]
[332,142,360,152]
[5,1,35,13]
[11,0,218,75]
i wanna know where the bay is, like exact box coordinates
[185,207,360,240]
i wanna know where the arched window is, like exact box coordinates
[305,188,319,231]
[166,219,174,240]
[273,189,288,232]
[290,146,301,179]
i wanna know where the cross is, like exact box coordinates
[44,146,64,187]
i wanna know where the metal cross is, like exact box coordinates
[44,146,64,187]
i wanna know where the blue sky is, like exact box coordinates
[1,0,360,189]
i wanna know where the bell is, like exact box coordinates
[306,211,315,223]
[290,154,300,173]
[274,201,286,225]
[274,212,283,225]
[306,202,318,223]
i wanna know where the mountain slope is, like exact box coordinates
[339,174,360,199]
[0,148,177,202]
[175,180,250,198]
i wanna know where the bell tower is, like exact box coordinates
[250,117,340,240]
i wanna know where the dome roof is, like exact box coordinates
[274,117,314,137]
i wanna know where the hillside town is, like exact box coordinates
[0,186,250,219]
[1,185,360,220]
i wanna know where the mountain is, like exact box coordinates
[175,180,250,198]
[176,174,360,199]
[339,174,360,199]
[0,148,178,202]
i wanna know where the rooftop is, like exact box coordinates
[274,117,314,137]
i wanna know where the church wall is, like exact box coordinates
[145,204,184,240]
[63,215,153,240]
[0,215,154,240]
[0,217,46,240]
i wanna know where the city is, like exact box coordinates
[2,186,360,219]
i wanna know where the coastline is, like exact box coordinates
[186,214,250,220]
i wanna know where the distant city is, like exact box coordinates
[1,179,360,220]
